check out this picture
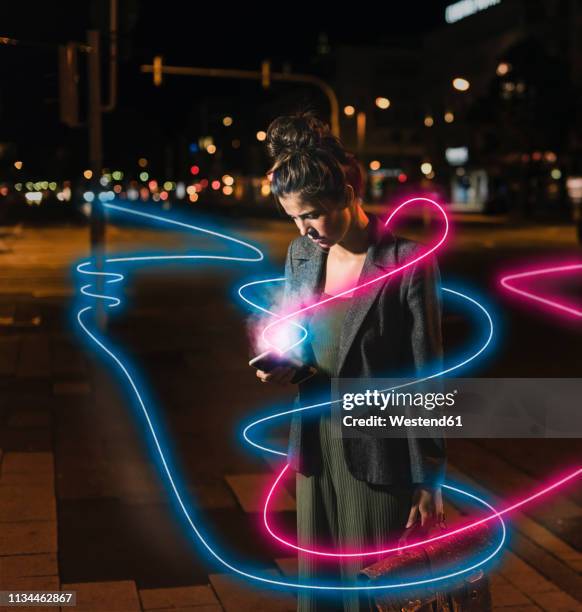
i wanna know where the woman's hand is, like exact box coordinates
[406,486,445,530]
[256,366,297,387]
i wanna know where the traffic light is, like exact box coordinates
[261,60,271,89]
[153,55,163,87]
[58,43,80,127]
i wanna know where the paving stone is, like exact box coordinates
[0,484,56,522]
[489,572,512,589]
[0,469,54,486]
[32,288,74,298]
[0,552,58,579]
[110,462,166,502]
[56,467,117,500]
[499,554,560,595]
[0,336,19,377]
[119,477,239,508]
[150,606,222,612]
[1,452,53,475]
[525,589,581,611]
[0,572,59,592]
[50,334,88,377]
[447,463,582,602]
[492,606,541,611]
[7,409,51,429]
[61,580,141,611]
[448,444,582,565]
[139,584,219,609]
[57,498,211,588]
[0,521,57,555]
[16,335,51,378]
[0,574,60,612]
[263,453,289,475]
[445,472,582,607]
[52,381,91,396]
[518,516,582,567]
[225,474,295,513]
[274,558,298,578]
[0,428,52,452]
[491,578,535,607]
[0,302,16,324]
[187,481,238,510]
[209,572,295,612]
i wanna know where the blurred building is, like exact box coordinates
[332,0,582,217]
[422,0,582,216]
[335,44,423,159]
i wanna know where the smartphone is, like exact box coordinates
[249,349,317,384]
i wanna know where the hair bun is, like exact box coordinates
[264,111,363,203]
[266,112,332,161]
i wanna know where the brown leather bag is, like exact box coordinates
[359,523,493,611]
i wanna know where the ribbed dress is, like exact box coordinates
[295,292,413,612]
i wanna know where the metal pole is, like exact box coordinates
[88,30,106,329]
[102,0,118,113]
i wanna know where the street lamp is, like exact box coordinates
[375,97,390,110]
[344,105,355,117]
[452,77,470,92]
[496,62,511,76]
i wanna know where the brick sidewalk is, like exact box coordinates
[1,439,581,610]
[0,225,580,611]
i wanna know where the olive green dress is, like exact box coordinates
[296,292,413,612]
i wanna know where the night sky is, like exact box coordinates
[1,1,451,174]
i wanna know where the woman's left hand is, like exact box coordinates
[405,486,445,530]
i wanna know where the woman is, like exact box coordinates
[255,112,445,611]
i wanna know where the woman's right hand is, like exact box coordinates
[256,366,297,386]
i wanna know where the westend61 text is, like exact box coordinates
[343,415,463,428]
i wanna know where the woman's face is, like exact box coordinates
[278,192,351,251]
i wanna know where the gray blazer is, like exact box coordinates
[279,212,446,487]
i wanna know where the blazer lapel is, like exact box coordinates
[334,214,397,377]
[285,240,326,362]
[288,236,326,311]
[287,213,397,377]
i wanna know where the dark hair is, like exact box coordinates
[266,111,363,208]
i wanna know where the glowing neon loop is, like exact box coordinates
[261,197,449,354]
[76,306,507,592]
[263,463,581,558]
[500,262,582,319]
[72,202,581,593]
[240,279,493,458]
[242,278,578,558]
